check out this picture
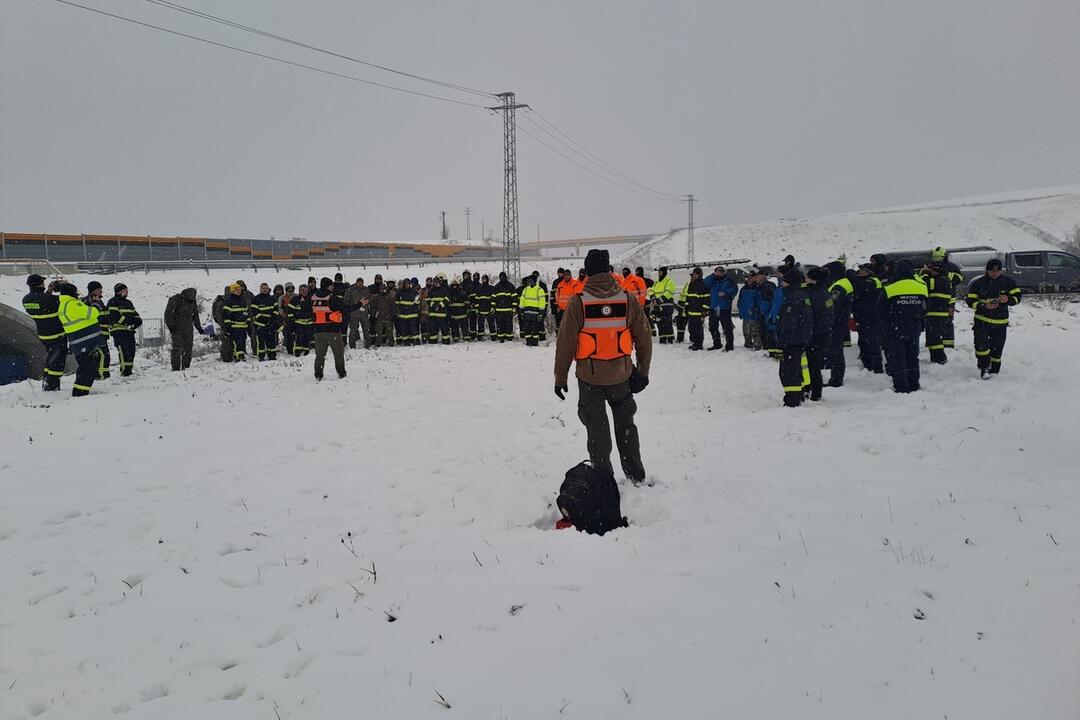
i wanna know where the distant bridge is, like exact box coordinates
[521,234,655,257]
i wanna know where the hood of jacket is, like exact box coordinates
[582,272,623,299]
[180,288,197,302]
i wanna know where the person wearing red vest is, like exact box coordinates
[555,249,653,485]
[311,277,347,381]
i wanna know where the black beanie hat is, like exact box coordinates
[584,249,609,276]
[114,283,127,294]
[87,281,103,293]
[320,277,333,289]
[986,258,1003,271]
[782,268,803,286]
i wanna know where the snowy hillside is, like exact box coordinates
[2,292,1079,718]
[619,186,1080,269]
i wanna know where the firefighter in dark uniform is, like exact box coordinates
[930,247,964,350]
[921,263,951,364]
[394,278,420,345]
[448,279,468,342]
[223,283,249,361]
[882,260,928,393]
[22,274,67,391]
[966,258,1021,377]
[804,267,835,401]
[248,283,279,361]
[683,268,710,351]
[776,269,812,407]
[286,284,314,356]
[852,262,885,373]
[823,261,853,387]
[472,275,495,340]
[426,275,451,344]
[56,283,106,397]
[492,272,517,342]
[107,283,142,376]
[84,281,111,380]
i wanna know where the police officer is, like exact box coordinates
[966,258,1021,377]
[554,249,652,485]
[56,283,106,397]
[107,283,142,376]
[22,274,67,391]
[882,260,928,392]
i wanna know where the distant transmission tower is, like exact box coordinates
[464,207,472,244]
[440,211,449,241]
[685,193,697,263]
[489,91,528,281]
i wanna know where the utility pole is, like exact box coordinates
[685,193,698,264]
[440,211,449,241]
[489,91,528,282]
[464,207,472,244]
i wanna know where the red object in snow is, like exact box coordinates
[555,519,574,530]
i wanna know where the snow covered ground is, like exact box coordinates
[619,186,1080,270]
[2,290,1078,719]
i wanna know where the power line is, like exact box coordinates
[519,114,678,202]
[526,109,682,200]
[518,123,681,201]
[140,0,497,99]
[52,0,490,109]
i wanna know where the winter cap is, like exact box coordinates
[26,274,46,287]
[499,271,508,280]
[986,258,1003,271]
[284,283,295,291]
[781,268,803,286]
[806,267,829,283]
[334,272,343,282]
[784,254,796,265]
[584,249,610,277]
[58,283,79,297]
[114,283,128,294]
[531,270,540,277]
[87,281,103,293]
[894,260,915,278]
[320,277,333,289]
[691,266,703,277]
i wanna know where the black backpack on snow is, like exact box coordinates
[556,461,628,536]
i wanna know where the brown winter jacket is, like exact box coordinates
[554,272,652,387]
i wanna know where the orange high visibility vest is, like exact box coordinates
[312,295,343,325]
[556,278,582,310]
[575,290,633,361]
[623,275,648,306]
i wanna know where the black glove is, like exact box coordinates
[629,366,649,394]
[555,384,568,400]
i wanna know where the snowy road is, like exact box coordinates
[2,303,1078,719]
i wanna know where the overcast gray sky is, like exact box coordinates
[2,0,1078,244]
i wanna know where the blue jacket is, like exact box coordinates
[768,285,785,328]
[703,274,739,311]
[736,283,759,319]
